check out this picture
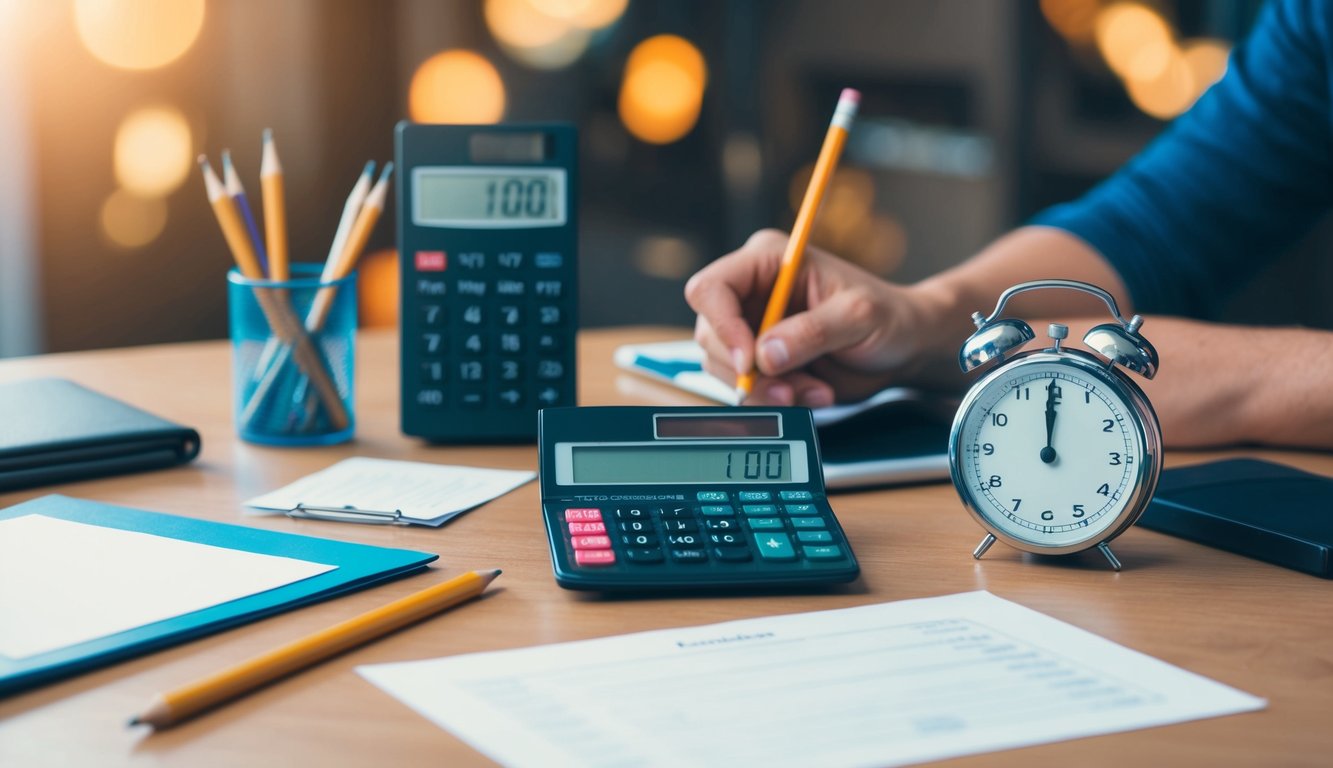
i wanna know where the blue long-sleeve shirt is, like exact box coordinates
[1031,0,1333,318]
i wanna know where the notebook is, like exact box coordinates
[0,495,437,696]
[613,340,952,490]
[0,378,201,492]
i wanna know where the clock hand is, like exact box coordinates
[1040,377,1059,464]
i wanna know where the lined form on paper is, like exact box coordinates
[359,591,1264,768]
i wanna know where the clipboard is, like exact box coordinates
[0,495,438,696]
[613,340,952,490]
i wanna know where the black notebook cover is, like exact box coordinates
[1137,458,1333,578]
[0,378,201,492]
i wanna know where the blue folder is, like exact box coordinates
[0,495,438,696]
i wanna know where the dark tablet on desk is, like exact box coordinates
[817,398,951,490]
[1137,458,1333,578]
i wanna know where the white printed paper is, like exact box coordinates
[359,591,1264,768]
[245,457,535,527]
[0,514,335,659]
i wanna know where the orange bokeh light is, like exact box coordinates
[618,35,707,145]
[408,50,506,124]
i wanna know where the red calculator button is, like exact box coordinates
[415,250,447,271]
[571,535,612,550]
[564,508,603,522]
[567,521,606,535]
[575,549,616,566]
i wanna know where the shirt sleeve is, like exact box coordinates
[1030,0,1333,318]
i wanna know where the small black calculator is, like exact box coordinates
[539,406,860,591]
[396,122,578,442]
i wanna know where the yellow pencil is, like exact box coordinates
[260,128,289,282]
[306,162,393,330]
[199,156,264,279]
[130,569,501,730]
[736,88,860,403]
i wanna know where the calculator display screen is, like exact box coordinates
[569,444,796,484]
[413,167,566,228]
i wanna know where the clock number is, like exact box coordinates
[1096,483,1110,496]
[1015,387,1030,401]
[972,442,995,456]
[1041,510,1054,521]
[988,474,1002,488]
[1103,419,1115,433]
[991,413,1008,427]
[1109,452,1122,466]
[1085,390,1092,404]
[1073,504,1086,518]
[1012,499,1022,511]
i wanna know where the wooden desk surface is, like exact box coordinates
[1,327,1330,767]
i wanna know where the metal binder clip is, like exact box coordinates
[287,503,408,525]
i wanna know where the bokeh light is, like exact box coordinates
[1124,47,1195,119]
[618,35,707,145]
[100,189,167,248]
[408,50,506,124]
[530,0,629,29]
[1095,2,1175,82]
[1040,0,1102,44]
[74,0,205,71]
[485,0,626,70]
[357,249,400,328]
[113,106,193,197]
[1181,38,1231,96]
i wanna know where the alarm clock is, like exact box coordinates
[947,279,1162,570]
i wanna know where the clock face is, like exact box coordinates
[952,355,1151,550]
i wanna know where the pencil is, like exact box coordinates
[318,160,376,296]
[735,88,860,403]
[260,128,289,282]
[199,156,264,279]
[222,149,270,277]
[129,569,501,730]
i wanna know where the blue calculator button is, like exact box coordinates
[670,549,709,564]
[616,507,651,519]
[709,532,745,546]
[697,491,729,502]
[803,545,845,560]
[535,252,564,268]
[705,518,739,530]
[700,505,734,516]
[742,504,777,516]
[797,530,834,543]
[666,533,703,548]
[790,517,826,529]
[737,491,772,502]
[754,533,796,560]
[747,517,784,531]
[783,504,817,515]
[779,490,814,501]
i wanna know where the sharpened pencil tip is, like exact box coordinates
[262,127,273,143]
[197,154,211,169]
[128,716,141,727]
[377,162,394,181]
[221,150,234,171]
[363,160,376,177]
[734,387,748,405]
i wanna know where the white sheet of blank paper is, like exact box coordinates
[358,591,1265,768]
[0,514,335,659]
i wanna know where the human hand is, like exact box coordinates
[684,229,958,406]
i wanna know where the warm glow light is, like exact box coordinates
[100,189,167,248]
[74,0,205,71]
[1125,47,1195,119]
[485,0,593,70]
[530,0,629,29]
[618,35,707,145]
[114,106,193,197]
[409,50,506,124]
[357,249,399,328]
[1095,3,1174,81]
[1181,38,1231,96]
[1040,0,1102,44]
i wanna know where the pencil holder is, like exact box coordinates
[228,265,357,446]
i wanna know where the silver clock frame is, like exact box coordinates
[948,347,1163,570]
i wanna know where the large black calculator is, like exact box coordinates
[396,122,577,442]
[539,406,860,591]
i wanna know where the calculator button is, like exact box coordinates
[414,388,445,408]
[742,504,777,516]
[713,547,752,562]
[571,535,612,550]
[615,507,651,519]
[662,519,698,533]
[567,521,606,535]
[621,533,658,547]
[456,251,486,269]
[747,518,784,531]
[784,504,817,515]
[498,360,522,381]
[619,520,653,533]
[790,517,826,530]
[498,333,523,354]
[659,507,694,519]
[460,305,485,325]
[670,549,709,564]
[533,280,563,298]
[779,490,814,501]
[419,304,446,327]
[497,251,523,269]
[709,532,745,546]
[495,279,525,297]
[456,279,487,297]
[459,391,485,408]
[536,360,565,380]
[575,549,616,566]
[536,386,562,406]
[497,388,524,407]
[420,361,445,384]
[458,360,485,382]
[797,530,834,543]
[536,333,562,353]
[414,250,446,271]
[754,533,797,561]
[666,533,703,548]
[697,491,729,502]
[497,305,523,326]
[705,518,739,530]
[565,508,603,522]
[700,505,734,516]
[626,548,665,564]
[462,333,486,354]
[535,251,564,268]
[737,491,772,502]
[537,305,563,326]
[415,278,447,297]
[420,333,446,356]
[803,545,845,560]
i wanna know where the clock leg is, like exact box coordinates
[972,533,997,560]
[1097,542,1123,571]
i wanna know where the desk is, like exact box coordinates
[0,327,1330,767]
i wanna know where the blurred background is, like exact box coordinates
[3,0,1327,359]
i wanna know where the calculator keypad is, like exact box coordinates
[551,491,849,576]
